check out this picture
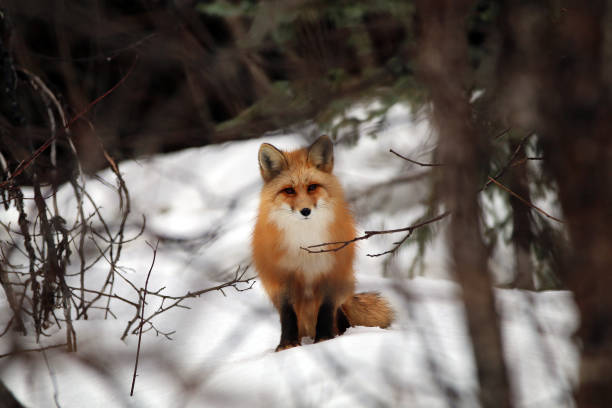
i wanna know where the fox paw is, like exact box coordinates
[275,341,300,352]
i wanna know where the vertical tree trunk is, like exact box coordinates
[415,1,512,407]
[498,1,612,405]
[538,3,612,406]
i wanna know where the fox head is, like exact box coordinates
[257,135,343,223]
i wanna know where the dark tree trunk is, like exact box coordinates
[539,4,612,405]
[415,0,512,407]
[498,1,612,406]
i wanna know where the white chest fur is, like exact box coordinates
[268,202,336,282]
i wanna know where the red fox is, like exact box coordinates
[252,135,394,351]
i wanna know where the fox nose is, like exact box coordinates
[300,208,311,217]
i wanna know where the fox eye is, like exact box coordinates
[307,184,319,192]
[282,187,296,195]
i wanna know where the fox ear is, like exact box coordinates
[259,143,288,182]
[307,135,334,173]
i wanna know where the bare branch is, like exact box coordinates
[482,133,534,191]
[130,240,158,397]
[486,176,563,223]
[390,149,444,167]
[124,265,255,339]
[366,231,414,258]
[301,212,451,254]
[494,126,512,140]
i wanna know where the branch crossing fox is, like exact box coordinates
[252,135,394,351]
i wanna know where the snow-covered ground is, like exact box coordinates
[0,105,577,407]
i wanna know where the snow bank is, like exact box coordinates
[0,105,577,407]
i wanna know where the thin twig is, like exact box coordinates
[390,149,444,167]
[127,266,255,337]
[487,176,563,223]
[14,188,41,340]
[494,126,512,140]
[301,212,451,254]
[66,286,139,308]
[366,230,414,258]
[483,133,533,191]
[130,240,158,397]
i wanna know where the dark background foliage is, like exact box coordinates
[1,0,425,184]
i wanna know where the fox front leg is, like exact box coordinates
[276,300,300,352]
[314,298,335,343]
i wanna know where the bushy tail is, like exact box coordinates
[341,292,394,329]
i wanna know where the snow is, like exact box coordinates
[0,105,578,407]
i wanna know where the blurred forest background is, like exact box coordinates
[1,0,611,407]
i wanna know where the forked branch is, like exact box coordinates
[301,212,450,255]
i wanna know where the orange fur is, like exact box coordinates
[252,136,393,349]
[341,292,394,328]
